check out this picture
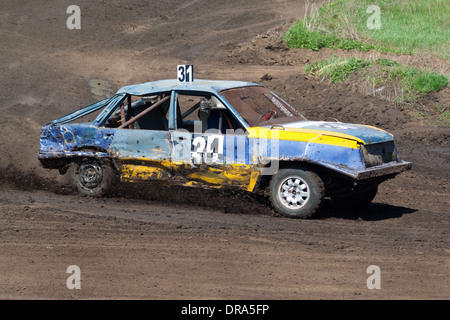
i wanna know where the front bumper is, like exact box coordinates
[354,160,412,180]
[320,160,412,181]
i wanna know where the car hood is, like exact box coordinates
[273,121,394,145]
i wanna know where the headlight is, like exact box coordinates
[63,130,75,144]
[361,141,397,168]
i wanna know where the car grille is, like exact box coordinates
[361,141,398,168]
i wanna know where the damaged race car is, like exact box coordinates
[38,79,412,218]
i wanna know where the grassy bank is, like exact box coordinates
[283,0,449,59]
[305,56,449,123]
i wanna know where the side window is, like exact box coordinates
[176,94,241,133]
[105,92,171,130]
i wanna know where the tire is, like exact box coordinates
[269,168,325,219]
[332,186,378,213]
[68,158,114,197]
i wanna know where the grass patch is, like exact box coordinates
[439,111,450,124]
[283,21,375,52]
[283,0,450,58]
[411,72,449,93]
[386,67,449,93]
[306,56,371,82]
[413,111,426,120]
[305,56,448,100]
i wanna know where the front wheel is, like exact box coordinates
[68,159,115,197]
[269,168,325,219]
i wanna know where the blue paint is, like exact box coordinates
[223,134,250,165]
[109,129,171,160]
[303,142,365,170]
[249,137,365,169]
[39,123,114,159]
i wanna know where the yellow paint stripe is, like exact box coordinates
[247,127,362,149]
[121,164,171,181]
[119,159,260,192]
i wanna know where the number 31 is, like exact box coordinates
[177,65,194,83]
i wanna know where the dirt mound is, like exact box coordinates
[260,73,412,130]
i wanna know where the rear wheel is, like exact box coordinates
[269,168,325,219]
[68,159,114,197]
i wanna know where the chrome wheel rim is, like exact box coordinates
[278,176,310,209]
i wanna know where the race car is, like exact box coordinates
[38,79,412,218]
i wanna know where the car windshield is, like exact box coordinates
[220,86,306,127]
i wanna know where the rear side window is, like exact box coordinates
[104,93,171,130]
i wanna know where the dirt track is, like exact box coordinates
[0,0,449,300]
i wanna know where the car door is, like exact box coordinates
[106,93,174,182]
[169,91,259,191]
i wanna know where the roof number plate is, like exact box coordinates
[177,65,194,84]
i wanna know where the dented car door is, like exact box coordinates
[170,91,259,191]
[107,93,174,183]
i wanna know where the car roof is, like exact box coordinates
[116,79,261,96]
